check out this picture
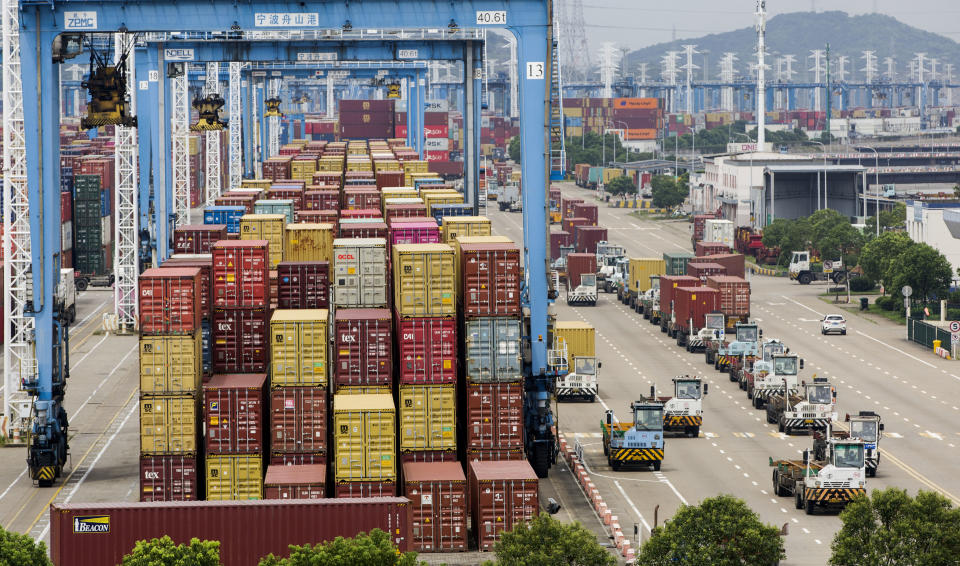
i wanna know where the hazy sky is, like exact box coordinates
[580,0,960,51]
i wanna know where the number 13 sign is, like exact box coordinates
[526,62,545,80]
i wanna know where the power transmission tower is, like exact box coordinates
[559,0,591,82]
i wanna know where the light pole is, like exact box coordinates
[614,120,630,164]
[857,145,881,236]
[808,140,828,210]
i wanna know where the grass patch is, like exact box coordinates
[865,303,907,325]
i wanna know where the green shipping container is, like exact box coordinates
[73,174,101,201]
[663,252,694,276]
[254,199,296,224]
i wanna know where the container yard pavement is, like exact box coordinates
[487,181,960,566]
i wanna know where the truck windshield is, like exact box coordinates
[763,343,785,360]
[650,277,660,291]
[575,358,596,376]
[773,357,798,375]
[850,420,878,442]
[634,408,663,431]
[807,385,832,404]
[832,443,865,468]
[737,326,759,343]
[675,381,701,399]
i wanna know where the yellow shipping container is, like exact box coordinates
[139,394,199,454]
[381,187,418,201]
[399,384,456,451]
[629,258,666,293]
[602,168,623,184]
[271,309,329,386]
[441,216,491,244]
[333,394,396,481]
[241,179,272,190]
[205,454,263,500]
[393,243,456,318]
[334,385,392,395]
[284,223,335,263]
[554,321,596,371]
[139,332,202,395]
[563,107,583,117]
[421,190,464,215]
[240,214,285,268]
[403,160,429,174]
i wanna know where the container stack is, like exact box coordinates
[160,254,215,379]
[73,174,110,276]
[138,267,203,502]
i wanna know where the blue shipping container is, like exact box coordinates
[100,189,111,217]
[203,205,246,234]
[200,319,212,376]
[431,203,473,225]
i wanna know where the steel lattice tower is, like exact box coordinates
[559,0,590,82]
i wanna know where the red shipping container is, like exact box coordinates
[270,452,327,466]
[399,450,458,464]
[562,216,588,235]
[334,480,397,498]
[465,448,524,462]
[345,171,375,182]
[695,241,731,257]
[203,373,267,454]
[395,125,408,138]
[687,262,727,283]
[139,455,199,502]
[403,461,467,552]
[334,308,393,387]
[215,193,257,213]
[340,208,382,220]
[574,225,608,254]
[212,308,269,373]
[550,230,571,261]
[463,382,523,450]
[61,191,72,223]
[313,172,343,187]
[339,99,396,112]
[424,111,448,126]
[277,261,330,309]
[561,197,584,221]
[571,203,599,226]
[270,387,328,454]
[659,275,699,319]
[385,203,429,220]
[212,240,270,308]
[295,209,339,227]
[269,187,305,209]
[459,243,522,317]
[396,315,457,384]
[706,275,751,318]
[339,221,387,240]
[174,224,228,254]
[424,125,450,138]
[468,460,539,551]
[692,214,716,242]
[264,464,326,499]
[139,267,202,334]
[303,190,340,211]
[673,286,721,334]
[375,170,405,189]
[50,498,413,566]
[162,255,213,320]
[389,220,441,246]
[424,151,449,162]
[565,253,597,290]
[342,188,381,211]
[703,253,746,279]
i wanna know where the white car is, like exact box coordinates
[821,314,847,335]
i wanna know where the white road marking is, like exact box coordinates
[614,480,653,533]
[855,331,937,369]
[780,295,824,318]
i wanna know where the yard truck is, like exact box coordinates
[555,321,599,402]
[707,321,760,374]
[765,376,836,434]
[596,242,627,293]
[619,258,665,311]
[752,352,803,410]
[684,312,726,354]
[656,376,708,438]
[771,435,867,515]
[601,392,665,471]
[641,275,660,322]
[788,251,848,285]
[739,338,786,395]
[815,412,883,477]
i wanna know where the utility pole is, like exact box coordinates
[825,43,831,147]
[756,0,767,149]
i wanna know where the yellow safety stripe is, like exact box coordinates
[664,415,702,426]
[804,487,866,502]
[611,448,664,461]
[35,466,55,481]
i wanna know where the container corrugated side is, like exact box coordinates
[240,214,286,268]
[629,258,666,293]
[459,242,521,318]
[393,243,456,318]
[139,395,199,455]
[441,216,491,244]
[334,308,393,386]
[212,308,269,374]
[554,321,595,371]
[468,460,539,551]
[396,315,457,384]
[139,267,202,334]
[205,454,264,500]
[463,317,522,383]
[398,384,456,452]
[270,387,327,454]
[463,382,523,450]
[333,393,396,481]
[284,223,335,263]
[139,455,199,502]
[263,464,326,499]
[270,309,329,387]
[403,461,467,552]
[203,373,268,455]
[139,332,202,395]
[332,238,389,308]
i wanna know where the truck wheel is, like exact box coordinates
[687,426,699,438]
[805,499,816,515]
[75,278,89,292]
[610,460,621,471]
[798,273,812,285]
[795,491,803,509]
[643,310,650,320]
[773,470,783,496]
[652,461,661,472]
[754,396,763,409]
[778,418,785,433]
[531,444,550,479]
[867,467,875,478]
[68,305,76,324]
[603,442,609,457]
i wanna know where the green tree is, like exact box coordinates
[258,529,421,566]
[859,231,914,291]
[486,513,615,566]
[651,174,688,208]
[0,525,51,566]
[605,175,636,197]
[830,488,960,566]
[508,136,521,163]
[865,202,907,232]
[636,495,785,566]
[121,536,220,566]
[889,243,953,303]
[762,217,813,266]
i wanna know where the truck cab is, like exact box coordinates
[770,376,836,434]
[789,251,846,285]
[687,312,726,354]
[641,275,661,321]
[602,398,665,471]
[662,377,708,437]
[596,242,627,293]
[846,412,883,476]
[557,356,600,402]
[753,353,802,409]
[713,321,760,372]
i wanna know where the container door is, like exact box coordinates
[364,411,396,480]
[334,411,366,480]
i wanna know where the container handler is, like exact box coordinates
[765,376,836,434]
[771,434,867,514]
[815,412,883,477]
[602,391,665,471]
[656,376,708,437]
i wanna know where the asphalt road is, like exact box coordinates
[484,181,960,565]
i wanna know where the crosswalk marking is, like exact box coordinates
[886,432,903,438]
[732,432,756,438]
[920,431,944,440]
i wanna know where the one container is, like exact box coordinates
[402,461,468,552]
[396,315,457,384]
[398,384,456,452]
[687,261,727,283]
[389,220,441,246]
[139,268,202,334]
[663,251,696,276]
[270,309,329,387]
[240,214,286,268]
[215,194,257,214]
[561,197,584,220]
[338,220,388,240]
[571,202,599,225]
[139,395,199,455]
[342,188,382,210]
[334,480,397,498]
[695,241,731,257]
[441,216,491,244]
[284,223,335,263]
[205,454,264,501]
[139,455,199,502]
[430,204,472,225]
[565,253,596,290]
[263,464,326,499]
[553,321,595,374]
[203,373,267,455]
[332,238,389,308]
[174,224,228,254]
[673,286,722,334]
[276,261,330,309]
[385,203,429,220]
[459,242,521,317]
[212,240,270,309]
[659,275,699,320]
[162,255,214,319]
[463,382,523,450]
[463,317,522,383]
[254,199,295,224]
[628,258,666,294]
[50,498,414,566]
[139,332,202,395]
[393,243,456,318]
[706,275,751,318]
[573,225,608,254]
[469,460,539,551]
[270,386,328,454]
[332,393,396,481]
[204,205,246,233]
[702,252,746,279]
[550,230,571,261]
[303,189,340,211]
[334,308,393,387]
[212,308,269,374]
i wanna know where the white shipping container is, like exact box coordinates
[703,219,734,249]
[102,215,112,246]
[424,138,450,151]
[62,220,73,252]
[332,237,389,308]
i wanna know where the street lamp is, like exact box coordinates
[614,120,630,164]
[808,140,828,210]
[856,145,881,236]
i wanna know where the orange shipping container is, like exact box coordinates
[624,128,658,140]
[614,98,659,109]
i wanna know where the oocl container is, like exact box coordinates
[240,213,286,268]
[270,386,328,455]
[205,453,264,500]
[468,460,539,551]
[553,321,595,374]
[565,253,596,290]
[277,261,330,309]
[203,373,268,455]
[139,332,202,395]
[463,317,522,383]
[212,240,270,309]
[398,384,456,452]
[332,238,389,308]
[333,393,396,481]
[334,308,393,387]
[264,464,326,499]
[402,461,467,552]
[284,223,335,263]
[139,395,199,455]
[396,315,457,384]
[212,308,269,374]
[139,267,202,334]
[139,455,199,502]
[463,382,523,450]
[173,224,228,254]
[393,243,456,318]
[459,242,521,318]
[270,309,329,387]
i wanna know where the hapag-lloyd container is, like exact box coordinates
[173,224,228,254]
[212,240,270,308]
[706,275,751,318]
[332,238,389,308]
[398,384,456,452]
[139,268,202,334]
[463,317,522,383]
[403,461,467,552]
[205,454,263,501]
[139,395,199,455]
[334,308,393,386]
[658,275,699,321]
[212,308,269,374]
[139,332,202,395]
[163,254,214,319]
[277,261,330,309]
[264,464,326,499]
[389,220,441,246]
[468,460,539,551]
[270,387,328,454]
[463,382,523,450]
[393,243,456,318]
[203,373,267,455]
[139,455,199,502]
[459,242,521,317]
[270,310,329,387]
[284,223,336,263]
[50,498,414,566]
[673,286,721,334]
[396,315,457,384]
[333,393,396,481]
